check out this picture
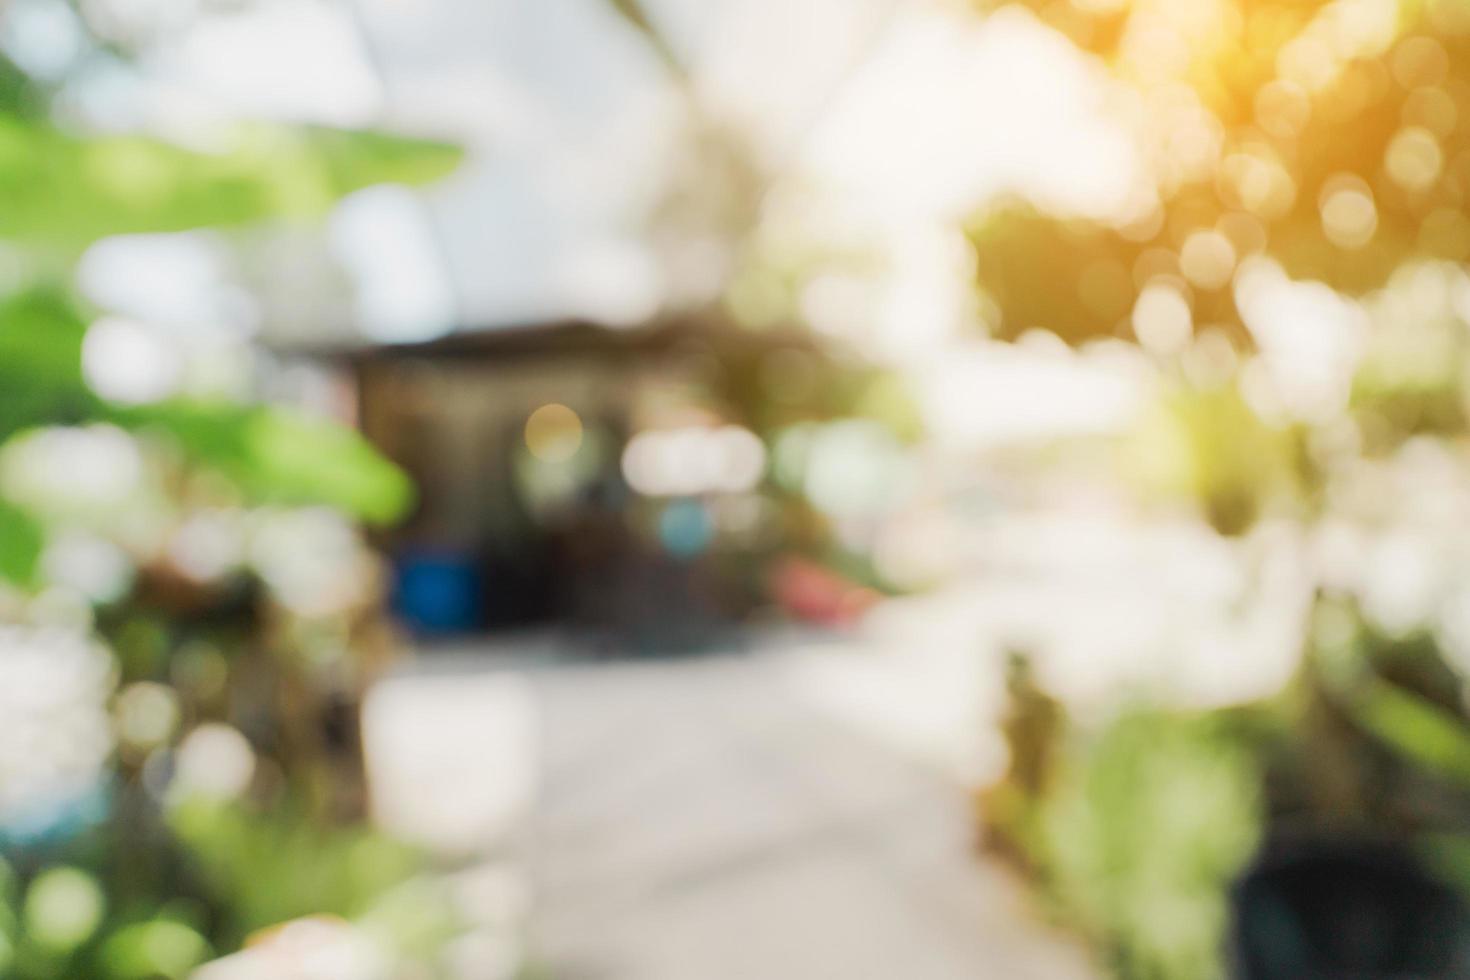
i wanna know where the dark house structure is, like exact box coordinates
[290,316,836,640]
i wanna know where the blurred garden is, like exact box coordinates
[7,0,1470,977]
[963,0,1470,976]
[0,4,470,977]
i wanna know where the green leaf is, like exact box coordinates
[117,401,414,525]
[170,799,421,946]
[99,920,211,980]
[1034,710,1262,980]
[1350,675,1470,786]
[0,288,97,442]
[0,113,461,250]
[0,498,43,586]
[241,408,415,525]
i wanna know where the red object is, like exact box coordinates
[769,556,880,627]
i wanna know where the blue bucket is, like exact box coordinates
[391,549,485,634]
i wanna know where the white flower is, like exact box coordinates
[172,724,255,802]
[168,510,247,583]
[0,426,146,520]
[248,509,372,617]
[0,626,115,835]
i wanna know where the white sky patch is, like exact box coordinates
[555,238,666,327]
[156,0,382,127]
[659,0,898,164]
[61,0,1158,337]
[329,184,458,343]
[356,0,671,145]
[347,0,686,329]
[294,0,1150,333]
[800,6,1147,229]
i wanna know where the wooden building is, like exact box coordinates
[289,316,830,638]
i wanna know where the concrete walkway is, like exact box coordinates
[519,644,1096,980]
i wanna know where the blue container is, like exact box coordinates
[391,549,485,635]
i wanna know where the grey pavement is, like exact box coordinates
[470,642,1100,980]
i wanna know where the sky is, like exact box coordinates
[26,0,1151,346]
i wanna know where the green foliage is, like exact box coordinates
[170,799,421,947]
[969,202,1247,345]
[6,909,213,980]
[0,499,44,585]
[239,408,417,525]
[0,862,214,980]
[23,867,105,953]
[0,286,416,533]
[0,113,461,251]
[1351,677,1470,785]
[1353,369,1467,447]
[98,919,211,979]
[689,330,924,445]
[302,126,466,197]
[1418,833,1470,910]
[356,876,462,965]
[0,282,413,592]
[120,401,415,526]
[970,5,1470,343]
[1350,286,1470,446]
[0,18,453,978]
[965,3,1470,975]
[0,100,451,585]
[0,288,96,442]
[0,52,45,119]
[1311,612,1470,793]
[1033,711,1264,980]
[1123,383,1302,535]
[1262,26,1470,294]
[0,389,415,594]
